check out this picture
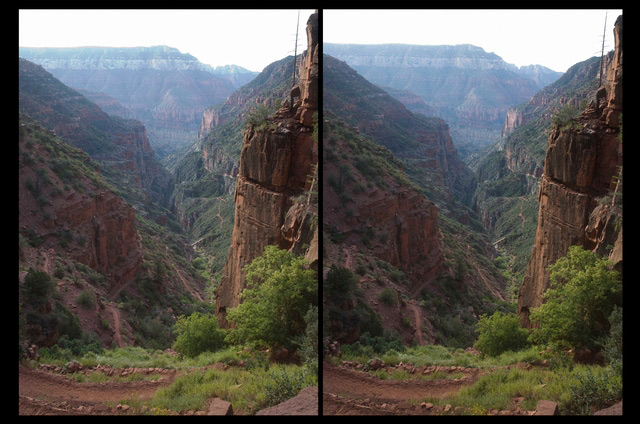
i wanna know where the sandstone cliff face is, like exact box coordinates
[518,16,622,327]
[215,12,318,327]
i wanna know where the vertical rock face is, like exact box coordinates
[215,12,318,327]
[517,16,622,327]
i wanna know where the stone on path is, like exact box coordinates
[535,400,558,415]
[208,398,233,415]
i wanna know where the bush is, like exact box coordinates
[602,306,622,374]
[263,366,315,407]
[378,287,398,306]
[529,246,621,351]
[246,103,275,130]
[474,311,530,357]
[22,268,53,304]
[295,306,319,377]
[76,290,97,309]
[564,366,622,415]
[172,312,227,358]
[226,246,317,349]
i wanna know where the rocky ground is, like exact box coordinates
[322,361,622,416]
[18,363,317,416]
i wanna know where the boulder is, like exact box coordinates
[535,400,558,415]
[208,398,233,415]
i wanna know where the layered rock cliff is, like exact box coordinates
[215,12,318,327]
[517,16,622,327]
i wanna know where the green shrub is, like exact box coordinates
[529,246,621,351]
[263,366,315,406]
[246,103,275,130]
[226,246,316,349]
[22,268,53,304]
[474,311,530,357]
[378,287,398,307]
[172,312,227,358]
[564,366,622,415]
[76,290,97,309]
[295,306,319,377]
[602,306,622,374]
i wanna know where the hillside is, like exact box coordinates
[323,55,508,349]
[19,60,209,351]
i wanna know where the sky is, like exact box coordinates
[19,9,316,73]
[324,9,623,73]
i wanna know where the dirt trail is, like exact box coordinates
[18,365,175,415]
[323,362,477,415]
[407,301,426,346]
[107,304,126,348]
[171,262,204,302]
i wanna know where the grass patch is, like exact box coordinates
[441,363,621,415]
[149,364,316,414]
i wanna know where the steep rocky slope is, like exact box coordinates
[323,56,507,348]
[215,12,319,327]
[19,46,243,159]
[325,43,562,156]
[517,15,622,327]
[19,58,173,209]
[323,54,476,212]
[19,61,208,351]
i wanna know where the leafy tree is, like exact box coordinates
[226,245,317,349]
[323,265,358,302]
[22,268,53,306]
[530,246,621,350]
[473,311,530,357]
[172,312,227,358]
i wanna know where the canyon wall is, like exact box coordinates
[215,12,318,327]
[518,16,622,327]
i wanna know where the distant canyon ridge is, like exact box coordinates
[19,46,259,160]
[324,43,563,157]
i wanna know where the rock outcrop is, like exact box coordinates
[215,12,318,327]
[518,16,622,327]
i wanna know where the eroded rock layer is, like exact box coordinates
[215,12,318,327]
[518,15,622,327]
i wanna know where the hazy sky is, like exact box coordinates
[19,9,316,72]
[324,9,623,73]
